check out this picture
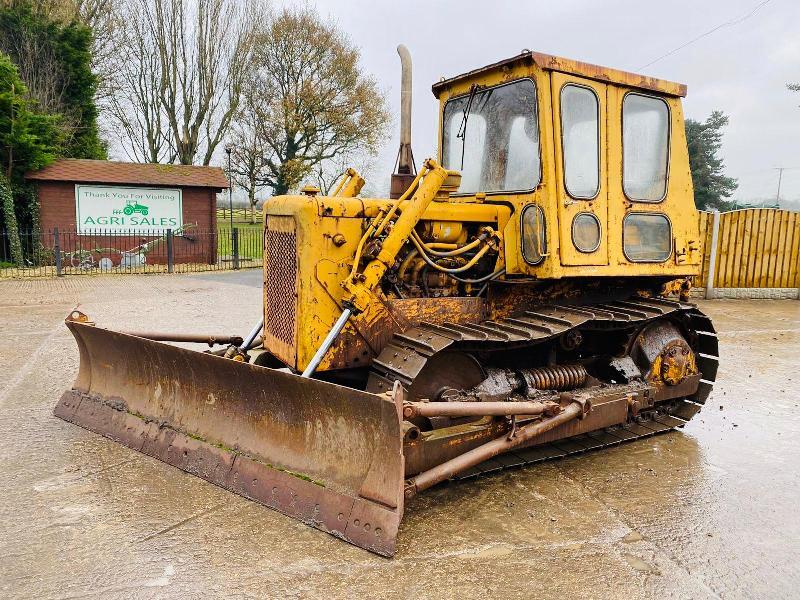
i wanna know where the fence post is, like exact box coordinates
[166,229,174,273]
[232,227,240,270]
[705,211,721,300]
[53,227,63,277]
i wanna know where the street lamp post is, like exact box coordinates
[225,145,234,230]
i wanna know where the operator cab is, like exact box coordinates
[432,51,700,279]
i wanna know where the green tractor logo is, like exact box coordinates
[122,200,149,216]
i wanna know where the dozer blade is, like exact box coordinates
[55,320,405,556]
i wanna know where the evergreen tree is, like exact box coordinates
[0,52,61,259]
[0,2,106,160]
[0,54,61,181]
[55,18,105,159]
[685,111,738,211]
[789,83,799,107]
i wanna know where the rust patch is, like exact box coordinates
[432,51,686,98]
[56,321,405,556]
[325,295,487,371]
[388,296,486,325]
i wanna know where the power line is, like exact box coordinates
[638,0,775,70]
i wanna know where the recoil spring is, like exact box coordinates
[521,364,588,391]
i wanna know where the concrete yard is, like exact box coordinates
[1,271,798,599]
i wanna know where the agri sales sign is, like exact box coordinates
[75,185,183,234]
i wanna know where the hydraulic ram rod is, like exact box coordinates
[402,400,559,419]
[301,308,353,378]
[238,317,264,352]
[405,399,586,498]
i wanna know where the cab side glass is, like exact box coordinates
[560,85,600,199]
[442,79,540,194]
[521,204,546,264]
[623,94,670,201]
[623,213,672,262]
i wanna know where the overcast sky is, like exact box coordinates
[280,0,799,205]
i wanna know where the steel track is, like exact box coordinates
[368,297,719,480]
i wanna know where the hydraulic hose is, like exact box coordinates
[410,229,483,257]
[397,248,419,280]
[409,233,491,274]
[348,219,378,281]
[457,268,506,284]
[477,268,507,295]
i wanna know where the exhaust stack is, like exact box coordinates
[390,44,416,198]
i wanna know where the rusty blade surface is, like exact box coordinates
[55,321,405,556]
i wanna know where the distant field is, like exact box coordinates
[216,207,261,225]
[217,221,262,260]
[216,209,263,260]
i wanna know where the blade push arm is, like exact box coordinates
[341,158,452,314]
[302,158,453,377]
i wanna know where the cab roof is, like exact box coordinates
[431,50,687,99]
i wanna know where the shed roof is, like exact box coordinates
[431,51,687,98]
[26,159,229,189]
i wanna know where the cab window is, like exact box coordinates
[442,79,540,194]
[521,204,546,264]
[623,213,672,262]
[623,94,670,201]
[560,84,600,199]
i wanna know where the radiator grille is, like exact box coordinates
[264,217,297,348]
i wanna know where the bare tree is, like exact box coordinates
[148,0,257,165]
[228,96,271,222]
[74,0,118,105]
[105,0,173,162]
[105,0,260,165]
[241,7,389,196]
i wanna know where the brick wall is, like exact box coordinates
[37,181,219,264]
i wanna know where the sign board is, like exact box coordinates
[75,185,183,234]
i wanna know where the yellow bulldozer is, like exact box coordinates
[55,48,718,557]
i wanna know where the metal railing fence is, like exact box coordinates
[0,226,263,277]
[9,209,796,285]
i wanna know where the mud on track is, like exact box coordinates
[1,271,798,599]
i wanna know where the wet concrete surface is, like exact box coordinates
[0,271,798,599]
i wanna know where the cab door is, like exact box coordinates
[551,73,609,265]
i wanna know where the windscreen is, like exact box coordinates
[442,79,540,194]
